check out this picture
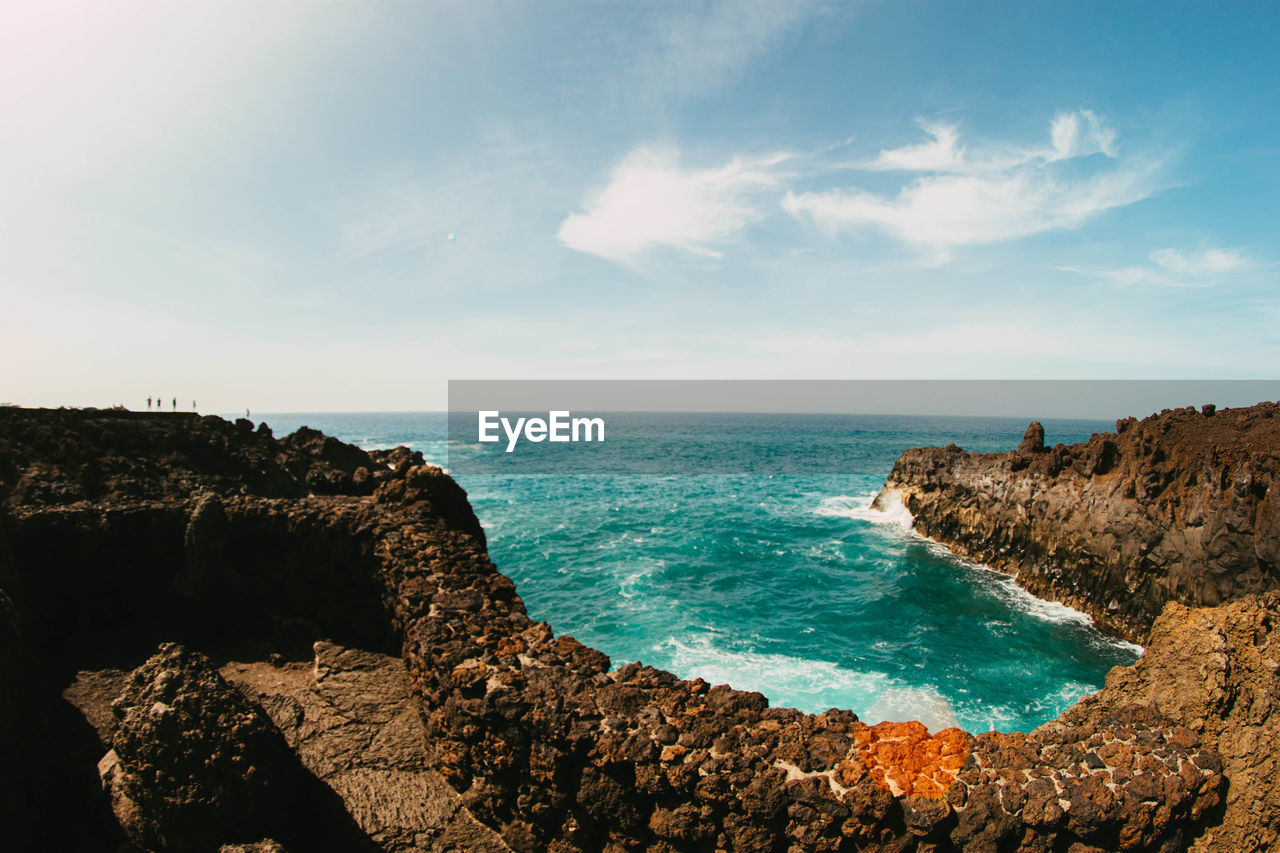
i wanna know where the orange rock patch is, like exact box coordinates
[854,721,971,798]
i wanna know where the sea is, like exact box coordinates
[254,411,1141,734]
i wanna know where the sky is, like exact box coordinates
[2,0,1278,412]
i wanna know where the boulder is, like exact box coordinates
[1017,420,1046,454]
[105,643,301,851]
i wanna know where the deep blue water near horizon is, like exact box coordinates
[250,411,1141,734]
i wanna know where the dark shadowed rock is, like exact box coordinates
[0,406,1266,852]
[104,643,302,851]
[220,641,508,853]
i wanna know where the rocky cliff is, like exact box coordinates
[873,403,1280,643]
[1,407,1273,852]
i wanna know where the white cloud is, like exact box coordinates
[557,148,787,262]
[784,111,1156,251]
[866,120,964,171]
[1063,246,1255,288]
[784,163,1155,249]
[1048,109,1116,160]
[1149,247,1250,276]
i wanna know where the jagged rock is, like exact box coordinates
[105,643,302,851]
[1062,593,1280,853]
[874,402,1280,642]
[0,407,1267,851]
[179,494,234,601]
[0,407,402,504]
[1018,420,1046,454]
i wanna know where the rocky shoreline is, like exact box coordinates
[873,403,1280,645]
[1,407,1275,851]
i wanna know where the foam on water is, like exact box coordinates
[831,489,1143,647]
[815,490,914,529]
[659,636,962,734]
[658,634,892,713]
[863,687,961,734]
[959,679,1104,734]
[262,411,1144,734]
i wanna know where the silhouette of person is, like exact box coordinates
[171,397,176,411]
[192,400,197,412]
[147,396,152,410]
[246,408,251,419]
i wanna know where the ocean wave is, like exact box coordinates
[863,687,960,733]
[956,679,1101,734]
[617,557,664,601]
[654,635,960,733]
[814,491,914,529]
[819,492,1142,652]
[930,541,1141,652]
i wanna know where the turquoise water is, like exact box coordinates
[255,412,1140,734]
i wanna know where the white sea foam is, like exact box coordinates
[933,542,1142,652]
[961,680,1102,733]
[815,490,914,529]
[656,635,959,733]
[863,687,960,733]
[617,557,664,601]
[658,635,887,712]
[819,490,1143,652]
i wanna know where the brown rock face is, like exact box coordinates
[0,407,1261,851]
[1061,593,1280,853]
[1017,421,1046,455]
[874,402,1280,643]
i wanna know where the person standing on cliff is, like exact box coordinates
[147,396,152,410]
[171,397,176,411]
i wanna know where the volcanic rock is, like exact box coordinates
[873,402,1280,642]
[103,643,302,851]
[0,406,1269,851]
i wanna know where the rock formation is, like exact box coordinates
[1061,593,1280,853]
[101,643,308,851]
[873,403,1280,643]
[0,406,1274,851]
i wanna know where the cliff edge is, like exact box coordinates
[3,406,1274,851]
[873,402,1280,643]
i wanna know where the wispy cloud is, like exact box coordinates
[785,111,1158,256]
[784,165,1156,250]
[1063,246,1256,288]
[557,147,788,262]
[865,120,964,171]
[1149,247,1249,276]
[627,0,833,104]
[1048,109,1116,161]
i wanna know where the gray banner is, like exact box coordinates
[446,380,1280,475]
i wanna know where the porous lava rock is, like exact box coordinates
[1061,593,1280,853]
[102,643,302,851]
[0,406,1270,851]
